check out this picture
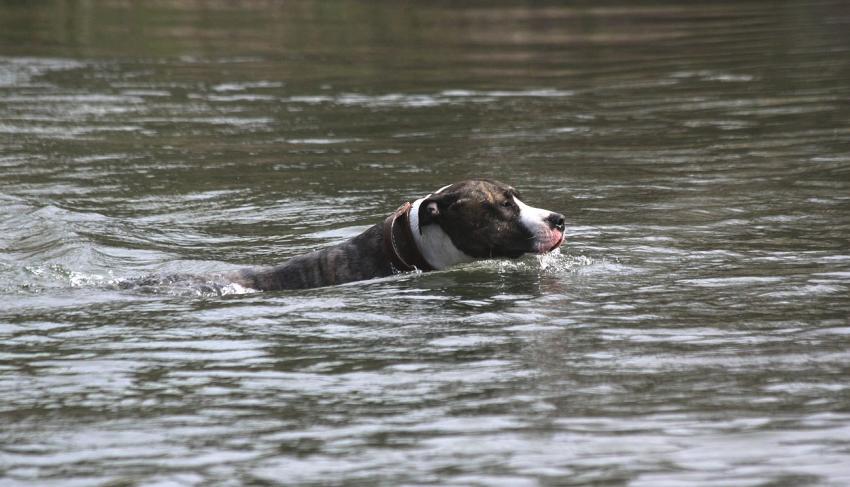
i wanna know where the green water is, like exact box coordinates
[2,1,849,485]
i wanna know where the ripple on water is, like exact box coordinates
[0,56,86,86]
[2,3,850,485]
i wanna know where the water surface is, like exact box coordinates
[2,1,850,485]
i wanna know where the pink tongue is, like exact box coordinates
[550,232,564,250]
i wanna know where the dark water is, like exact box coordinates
[2,1,850,485]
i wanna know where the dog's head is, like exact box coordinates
[411,179,565,269]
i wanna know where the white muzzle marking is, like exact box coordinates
[514,196,562,253]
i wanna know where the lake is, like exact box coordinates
[1,1,849,485]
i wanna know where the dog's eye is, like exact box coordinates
[501,200,515,209]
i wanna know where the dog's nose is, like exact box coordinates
[547,212,566,231]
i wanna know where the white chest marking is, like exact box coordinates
[409,194,474,270]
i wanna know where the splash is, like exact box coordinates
[111,273,258,297]
[535,247,562,271]
[485,251,604,276]
[535,250,606,274]
[18,264,111,289]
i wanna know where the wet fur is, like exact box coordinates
[232,224,392,290]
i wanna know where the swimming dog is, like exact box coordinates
[231,179,565,290]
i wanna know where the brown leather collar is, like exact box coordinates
[382,202,435,273]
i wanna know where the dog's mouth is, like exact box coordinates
[536,230,564,254]
[549,232,565,252]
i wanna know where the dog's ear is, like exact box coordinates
[418,198,441,226]
[418,193,456,226]
[424,201,440,219]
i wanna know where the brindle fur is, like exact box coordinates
[232,224,392,290]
